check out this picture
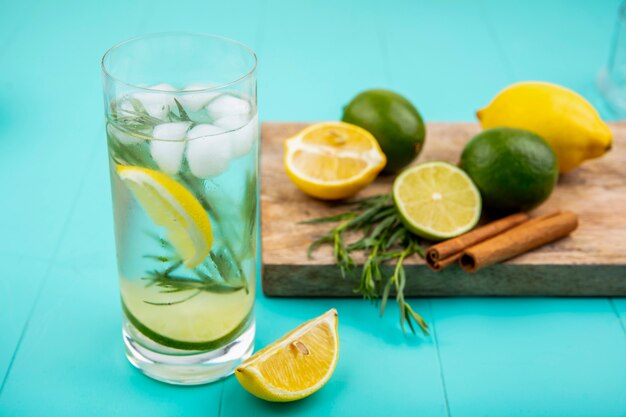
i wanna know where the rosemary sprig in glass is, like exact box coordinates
[305,194,429,334]
[107,97,255,302]
[141,236,247,306]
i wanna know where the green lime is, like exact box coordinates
[393,161,481,241]
[121,280,253,350]
[342,89,425,174]
[123,302,252,351]
[459,127,558,213]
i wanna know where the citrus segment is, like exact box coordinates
[284,122,386,200]
[235,309,339,402]
[290,150,369,181]
[121,280,252,350]
[117,165,213,268]
[300,123,376,151]
[393,162,481,240]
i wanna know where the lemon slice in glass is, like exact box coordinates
[117,165,213,268]
[235,309,339,402]
[284,122,386,200]
[393,161,481,241]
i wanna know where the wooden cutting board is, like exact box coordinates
[260,122,626,297]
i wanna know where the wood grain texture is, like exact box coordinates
[261,122,626,297]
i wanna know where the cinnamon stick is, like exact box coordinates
[428,252,463,271]
[459,211,578,272]
[426,212,529,271]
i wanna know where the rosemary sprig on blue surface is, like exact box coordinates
[305,194,429,335]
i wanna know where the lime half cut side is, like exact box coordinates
[393,161,481,241]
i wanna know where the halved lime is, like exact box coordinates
[121,280,254,350]
[393,161,481,241]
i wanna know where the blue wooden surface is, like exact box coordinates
[1,0,625,415]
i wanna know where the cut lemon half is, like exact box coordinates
[393,161,481,241]
[284,122,386,200]
[117,165,212,268]
[235,309,339,402]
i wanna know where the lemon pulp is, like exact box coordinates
[284,122,386,200]
[117,166,213,268]
[235,309,339,402]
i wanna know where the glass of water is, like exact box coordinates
[599,1,626,117]
[101,33,259,385]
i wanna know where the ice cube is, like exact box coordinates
[110,95,141,119]
[178,84,221,112]
[153,121,191,140]
[133,83,177,119]
[150,122,191,174]
[213,114,258,158]
[107,122,142,145]
[118,97,136,115]
[206,94,251,120]
[185,124,231,178]
[213,114,250,131]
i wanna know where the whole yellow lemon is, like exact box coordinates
[477,81,612,173]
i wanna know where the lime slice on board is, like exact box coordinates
[117,165,213,268]
[393,161,481,241]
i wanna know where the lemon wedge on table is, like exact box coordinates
[393,162,481,241]
[284,122,386,200]
[117,165,213,268]
[236,309,339,402]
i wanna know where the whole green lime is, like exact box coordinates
[342,89,425,174]
[459,128,558,213]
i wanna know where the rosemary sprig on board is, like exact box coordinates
[305,194,429,334]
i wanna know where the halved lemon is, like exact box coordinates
[117,165,213,268]
[235,309,339,402]
[393,161,481,241]
[284,122,386,200]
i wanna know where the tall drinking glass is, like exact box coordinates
[101,33,258,385]
[599,1,626,117]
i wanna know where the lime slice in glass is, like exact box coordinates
[121,280,253,350]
